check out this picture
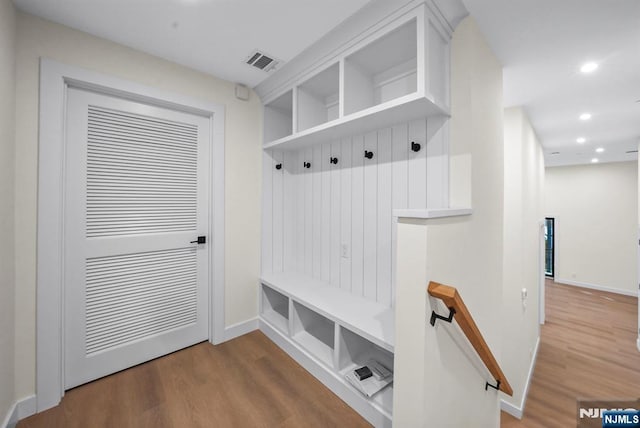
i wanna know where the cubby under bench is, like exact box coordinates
[259,272,394,427]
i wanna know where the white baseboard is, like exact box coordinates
[500,336,540,419]
[500,397,522,420]
[16,395,36,421]
[2,395,36,428]
[554,278,638,297]
[223,317,258,342]
[1,401,17,428]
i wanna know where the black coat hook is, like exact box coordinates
[304,161,311,169]
[275,163,282,170]
[364,150,374,159]
[330,157,338,165]
[411,141,421,152]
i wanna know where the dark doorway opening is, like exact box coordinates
[545,217,555,277]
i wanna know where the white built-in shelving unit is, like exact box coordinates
[297,63,340,132]
[343,18,418,115]
[257,1,468,426]
[261,7,451,151]
[264,89,293,143]
[259,272,395,423]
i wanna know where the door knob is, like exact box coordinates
[190,236,206,244]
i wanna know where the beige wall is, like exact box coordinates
[394,17,505,427]
[14,12,262,399]
[501,107,545,412]
[0,0,16,421]
[545,162,637,294]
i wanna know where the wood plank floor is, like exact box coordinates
[18,279,639,427]
[19,331,371,428]
[501,280,640,428]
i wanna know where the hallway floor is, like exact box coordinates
[17,279,639,427]
[18,331,370,428]
[501,279,640,427]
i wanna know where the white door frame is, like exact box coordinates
[37,58,226,412]
[538,219,546,325]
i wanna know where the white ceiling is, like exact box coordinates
[12,0,370,88]
[13,0,640,167]
[463,0,640,167]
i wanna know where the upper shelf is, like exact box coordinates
[264,90,293,143]
[264,92,448,150]
[297,63,340,132]
[262,8,453,150]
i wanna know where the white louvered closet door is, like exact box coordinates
[64,88,210,389]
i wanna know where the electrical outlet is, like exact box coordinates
[341,243,350,259]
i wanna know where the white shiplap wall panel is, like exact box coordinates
[350,135,365,298]
[376,128,393,307]
[330,141,342,288]
[339,138,352,292]
[295,151,305,273]
[283,150,297,272]
[312,145,322,278]
[391,123,409,309]
[262,118,441,308]
[272,150,284,273]
[304,148,313,275]
[392,124,409,209]
[407,119,427,208]
[362,132,378,301]
[426,119,449,209]
[321,143,332,282]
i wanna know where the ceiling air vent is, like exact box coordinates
[246,50,279,72]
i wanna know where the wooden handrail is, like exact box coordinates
[427,281,513,396]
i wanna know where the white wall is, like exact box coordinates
[394,17,505,427]
[0,0,16,423]
[14,12,262,400]
[545,162,637,295]
[501,107,544,415]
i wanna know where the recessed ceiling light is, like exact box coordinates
[576,137,586,144]
[580,62,598,73]
[580,113,592,121]
[595,147,605,153]
[591,158,599,163]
